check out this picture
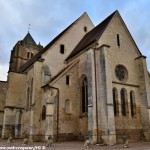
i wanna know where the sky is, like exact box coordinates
[0,0,150,81]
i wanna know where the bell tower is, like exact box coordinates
[9,32,43,73]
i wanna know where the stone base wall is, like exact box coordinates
[2,124,22,139]
[116,129,143,143]
[29,134,45,142]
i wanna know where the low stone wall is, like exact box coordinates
[116,129,143,143]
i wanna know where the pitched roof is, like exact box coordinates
[23,32,37,46]
[66,10,144,61]
[65,11,117,61]
[42,60,79,87]
[20,12,88,73]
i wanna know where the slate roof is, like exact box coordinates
[23,32,37,46]
[65,11,117,61]
[20,12,87,73]
[66,10,142,61]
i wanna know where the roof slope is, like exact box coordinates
[20,12,88,72]
[65,11,116,61]
[23,32,37,45]
[66,10,143,61]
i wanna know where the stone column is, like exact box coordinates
[45,95,55,140]
[97,45,116,145]
[15,110,21,138]
[87,49,96,143]
[29,105,34,142]
[135,56,150,140]
[2,109,7,138]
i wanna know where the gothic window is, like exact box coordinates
[80,75,88,114]
[27,52,30,59]
[27,52,34,59]
[130,91,136,117]
[65,99,71,114]
[121,89,127,116]
[31,52,33,58]
[42,105,46,120]
[115,65,128,82]
[113,88,119,116]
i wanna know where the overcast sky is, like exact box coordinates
[0,0,150,81]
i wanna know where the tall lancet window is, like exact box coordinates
[130,91,136,117]
[121,88,127,116]
[42,105,46,120]
[113,88,119,116]
[80,75,88,114]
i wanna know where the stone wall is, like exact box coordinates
[0,81,7,135]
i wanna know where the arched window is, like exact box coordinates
[80,75,88,114]
[31,52,33,58]
[121,89,127,116]
[42,105,46,120]
[65,99,71,114]
[26,87,30,111]
[27,52,30,59]
[130,91,136,117]
[113,88,119,116]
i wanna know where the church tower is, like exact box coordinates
[9,32,43,73]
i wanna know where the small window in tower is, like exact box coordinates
[27,52,30,59]
[117,34,120,47]
[31,53,33,58]
[60,44,65,54]
[84,26,87,32]
[66,75,70,85]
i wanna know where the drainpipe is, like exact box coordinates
[48,85,60,142]
[93,43,99,144]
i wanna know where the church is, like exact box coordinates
[0,10,150,144]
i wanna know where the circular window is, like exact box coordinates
[115,65,128,82]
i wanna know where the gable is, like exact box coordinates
[98,12,143,85]
[65,11,142,62]
[20,12,94,73]
[40,12,94,77]
[66,11,116,61]
[98,11,142,57]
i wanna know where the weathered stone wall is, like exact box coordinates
[41,13,94,82]
[51,62,80,141]
[0,81,7,137]
[96,13,146,142]
[22,60,43,141]
[2,72,26,138]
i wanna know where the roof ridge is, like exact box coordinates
[42,60,79,87]
[66,11,117,61]
[19,12,89,72]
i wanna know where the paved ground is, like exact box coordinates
[0,139,150,150]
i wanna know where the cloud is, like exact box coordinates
[1,0,150,80]
[0,63,8,81]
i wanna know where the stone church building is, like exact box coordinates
[0,10,150,144]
